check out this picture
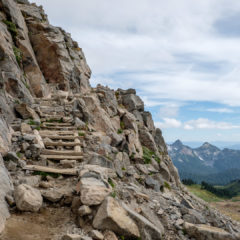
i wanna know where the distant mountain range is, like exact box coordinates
[168,140,240,185]
[168,141,240,150]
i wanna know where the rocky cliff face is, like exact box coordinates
[0,1,240,240]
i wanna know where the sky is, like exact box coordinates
[29,0,240,144]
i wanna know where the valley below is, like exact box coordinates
[186,183,240,222]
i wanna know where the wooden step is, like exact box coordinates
[40,115,67,119]
[41,117,72,123]
[40,130,76,136]
[41,155,83,160]
[41,149,82,156]
[34,98,56,101]
[24,165,77,176]
[41,126,77,131]
[44,141,81,147]
[40,135,81,140]
[43,122,73,126]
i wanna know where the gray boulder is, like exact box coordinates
[122,203,163,240]
[93,197,140,238]
[0,154,13,233]
[121,94,144,112]
[14,184,42,212]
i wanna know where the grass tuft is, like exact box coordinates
[3,20,18,39]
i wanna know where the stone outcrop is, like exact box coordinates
[0,154,13,233]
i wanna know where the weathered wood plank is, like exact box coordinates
[41,149,83,156]
[24,165,78,175]
[40,155,83,160]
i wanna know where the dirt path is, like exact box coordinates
[0,207,75,240]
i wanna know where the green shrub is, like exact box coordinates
[108,178,115,188]
[46,119,55,123]
[130,153,135,160]
[14,99,20,104]
[117,128,123,134]
[24,82,30,90]
[28,119,35,125]
[3,20,18,39]
[13,46,22,65]
[33,171,60,180]
[164,181,171,190]
[142,146,161,164]
[111,191,116,198]
[120,121,125,129]
[143,146,153,164]
[78,131,85,137]
[115,91,119,99]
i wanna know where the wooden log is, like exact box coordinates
[41,149,82,156]
[24,165,78,175]
[40,155,83,160]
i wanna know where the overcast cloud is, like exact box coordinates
[30,0,240,143]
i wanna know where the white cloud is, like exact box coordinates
[30,0,240,106]
[206,108,234,113]
[155,118,182,129]
[156,117,240,130]
[183,118,240,130]
[159,103,180,118]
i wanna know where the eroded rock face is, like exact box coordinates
[27,21,91,93]
[14,184,42,212]
[96,85,118,117]
[93,197,140,238]
[0,154,13,233]
[0,118,12,154]
[0,0,48,97]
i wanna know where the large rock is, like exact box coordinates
[93,197,140,238]
[76,177,111,206]
[41,189,63,203]
[0,154,13,233]
[138,126,158,153]
[14,184,42,212]
[122,203,163,240]
[15,103,39,120]
[96,85,118,117]
[183,222,236,240]
[125,129,143,159]
[120,91,144,112]
[142,111,155,132]
[122,111,137,132]
[154,128,167,153]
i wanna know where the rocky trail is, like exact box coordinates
[0,0,240,239]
